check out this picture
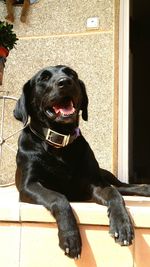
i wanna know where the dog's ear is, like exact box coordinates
[13,80,31,125]
[79,80,88,121]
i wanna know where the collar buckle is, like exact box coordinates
[46,129,70,147]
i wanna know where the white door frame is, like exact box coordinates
[118,0,130,183]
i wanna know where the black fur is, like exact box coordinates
[14,65,150,259]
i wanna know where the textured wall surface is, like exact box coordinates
[0,0,119,184]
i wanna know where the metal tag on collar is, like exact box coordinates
[46,129,70,147]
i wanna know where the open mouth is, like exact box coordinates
[46,100,76,118]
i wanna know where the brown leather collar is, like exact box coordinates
[29,124,80,148]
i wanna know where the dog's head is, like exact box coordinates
[14,65,88,133]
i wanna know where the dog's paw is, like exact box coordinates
[20,15,27,23]
[108,208,134,246]
[58,230,82,259]
[5,15,14,23]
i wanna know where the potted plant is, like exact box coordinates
[0,20,18,85]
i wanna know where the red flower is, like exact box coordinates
[0,46,9,57]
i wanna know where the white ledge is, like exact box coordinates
[0,186,150,228]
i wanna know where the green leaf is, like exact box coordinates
[0,20,18,51]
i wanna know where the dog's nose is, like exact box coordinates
[57,77,72,88]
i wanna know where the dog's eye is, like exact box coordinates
[40,71,52,81]
[63,68,78,79]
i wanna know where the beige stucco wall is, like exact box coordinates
[0,0,119,185]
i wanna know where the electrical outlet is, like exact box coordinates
[86,17,100,30]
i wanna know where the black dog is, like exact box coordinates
[14,65,150,259]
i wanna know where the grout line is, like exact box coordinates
[18,222,22,267]
[17,30,113,40]
[19,201,22,267]
[132,238,135,267]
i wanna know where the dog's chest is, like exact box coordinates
[38,152,88,195]
[42,153,81,181]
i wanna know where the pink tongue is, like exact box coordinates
[53,101,75,115]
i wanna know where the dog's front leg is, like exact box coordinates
[92,185,134,246]
[21,182,82,259]
[5,0,14,22]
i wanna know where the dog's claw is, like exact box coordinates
[123,240,129,246]
[114,232,119,238]
[65,248,69,254]
[74,254,81,260]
